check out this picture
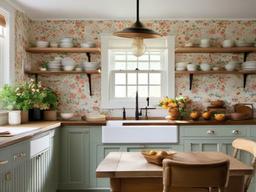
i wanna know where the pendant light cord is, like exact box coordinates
[136,0,139,22]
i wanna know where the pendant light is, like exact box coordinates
[113,0,161,57]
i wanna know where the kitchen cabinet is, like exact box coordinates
[59,126,90,190]
[0,129,59,192]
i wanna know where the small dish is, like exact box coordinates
[60,113,74,120]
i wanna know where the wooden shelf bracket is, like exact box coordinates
[189,73,193,90]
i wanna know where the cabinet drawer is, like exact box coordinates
[181,126,248,137]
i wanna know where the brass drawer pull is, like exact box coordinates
[232,130,240,135]
[207,130,215,135]
[0,160,8,165]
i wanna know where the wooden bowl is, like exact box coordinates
[210,100,225,108]
[230,113,246,121]
[141,151,176,166]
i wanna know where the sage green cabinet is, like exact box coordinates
[59,126,90,190]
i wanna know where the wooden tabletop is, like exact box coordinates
[96,152,253,178]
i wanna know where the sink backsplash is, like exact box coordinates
[15,11,256,117]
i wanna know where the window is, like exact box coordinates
[0,24,6,88]
[111,50,163,98]
[101,35,175,108]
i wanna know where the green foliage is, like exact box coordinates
[0,85,18,110]
[0,79,58,111]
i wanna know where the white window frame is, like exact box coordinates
[0,2,15,87]
[101,34,175,109]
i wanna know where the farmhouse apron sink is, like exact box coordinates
[102,120,178,144]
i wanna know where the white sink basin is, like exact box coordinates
[102,120,178,144]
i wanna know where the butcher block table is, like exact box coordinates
[96,152,254,192]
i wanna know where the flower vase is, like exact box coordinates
[167,108,180,120]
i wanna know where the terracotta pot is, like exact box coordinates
[43,110,57,121]
[21,111,29,123]
[167,108,180,120]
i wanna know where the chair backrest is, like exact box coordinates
[232,138,256,191]
[162,158,230,192]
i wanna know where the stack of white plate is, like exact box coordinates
[235,40,254,47]
[0,112,8,126]
[48,57,62,71]
[60,37,73,48]
[242,61,256,71]
[82,61,99,71]
[36,40,49,48]
[80,41,96,48]
[62,57,76,71]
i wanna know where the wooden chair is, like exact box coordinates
[232,138,256,192]
[162,158,230,192]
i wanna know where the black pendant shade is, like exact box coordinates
[114,0,161,39]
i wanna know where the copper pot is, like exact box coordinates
[21,111,29,123]
[43,110,57,121]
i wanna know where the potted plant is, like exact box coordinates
[15,82,33,123]
[0,85,21,125]
[159,96,190,120]
[28,80,48,121]
[42,88,58,121]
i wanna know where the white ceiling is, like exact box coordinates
[8,0,256,20]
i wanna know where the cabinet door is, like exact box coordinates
[28,149,50,192]
[0,149,11,192]
[59,127,90,190]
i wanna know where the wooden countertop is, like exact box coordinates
[0,121,61,148]
[61,118,256,126]
[96,152,253,178]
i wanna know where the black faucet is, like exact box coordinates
[135,91,141,120]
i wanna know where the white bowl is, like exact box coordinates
[187,64,198,71]
[176,62,189,68]
[36,41,49,48]
[62,57,75,66]
[176,67,186,71]
[63,66,75,71]
[60,113,74,120]
[60,37,73,43]
[60,43,73,48]
[80,42,96,48]
[50,42,58,48]
[200,63,211,71]
[225,62,237,71]
[222,40,234,48]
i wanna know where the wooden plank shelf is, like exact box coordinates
[25,70,100,96]
[175,47,256,53]
[25,70,100,75]
[25,47,101,53]
[175,70,256,90]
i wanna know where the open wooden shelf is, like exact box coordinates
[25,70,100,96]
[175,47,256,53]
[25,47,101,53]
[175,70,256,75]
[25,70,100,75]
[175,70,256,90]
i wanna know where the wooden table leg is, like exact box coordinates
[110,178,121,192]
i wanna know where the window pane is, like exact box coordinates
[127,86,136,97]
[149,73,161,85]
[138,73,148,85]
[115,73,126,84]
[150,54,161,61]
[150,62,161,70]
[114,62,126,70]
[115,54,126,61]
[127,73,137,85]
[127,54,137,61]
[115,86,126,97]
[138,62,149,70]
[127,62,137,70]
[138,86,148,97]
[149,86,161,97]
[138,54,149,61]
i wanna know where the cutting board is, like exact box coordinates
[0,127,40,137]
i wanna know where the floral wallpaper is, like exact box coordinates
[15,11,256,117]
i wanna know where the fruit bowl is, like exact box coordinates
[141,150,176,166]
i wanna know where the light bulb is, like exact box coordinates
[132,37,145,57]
